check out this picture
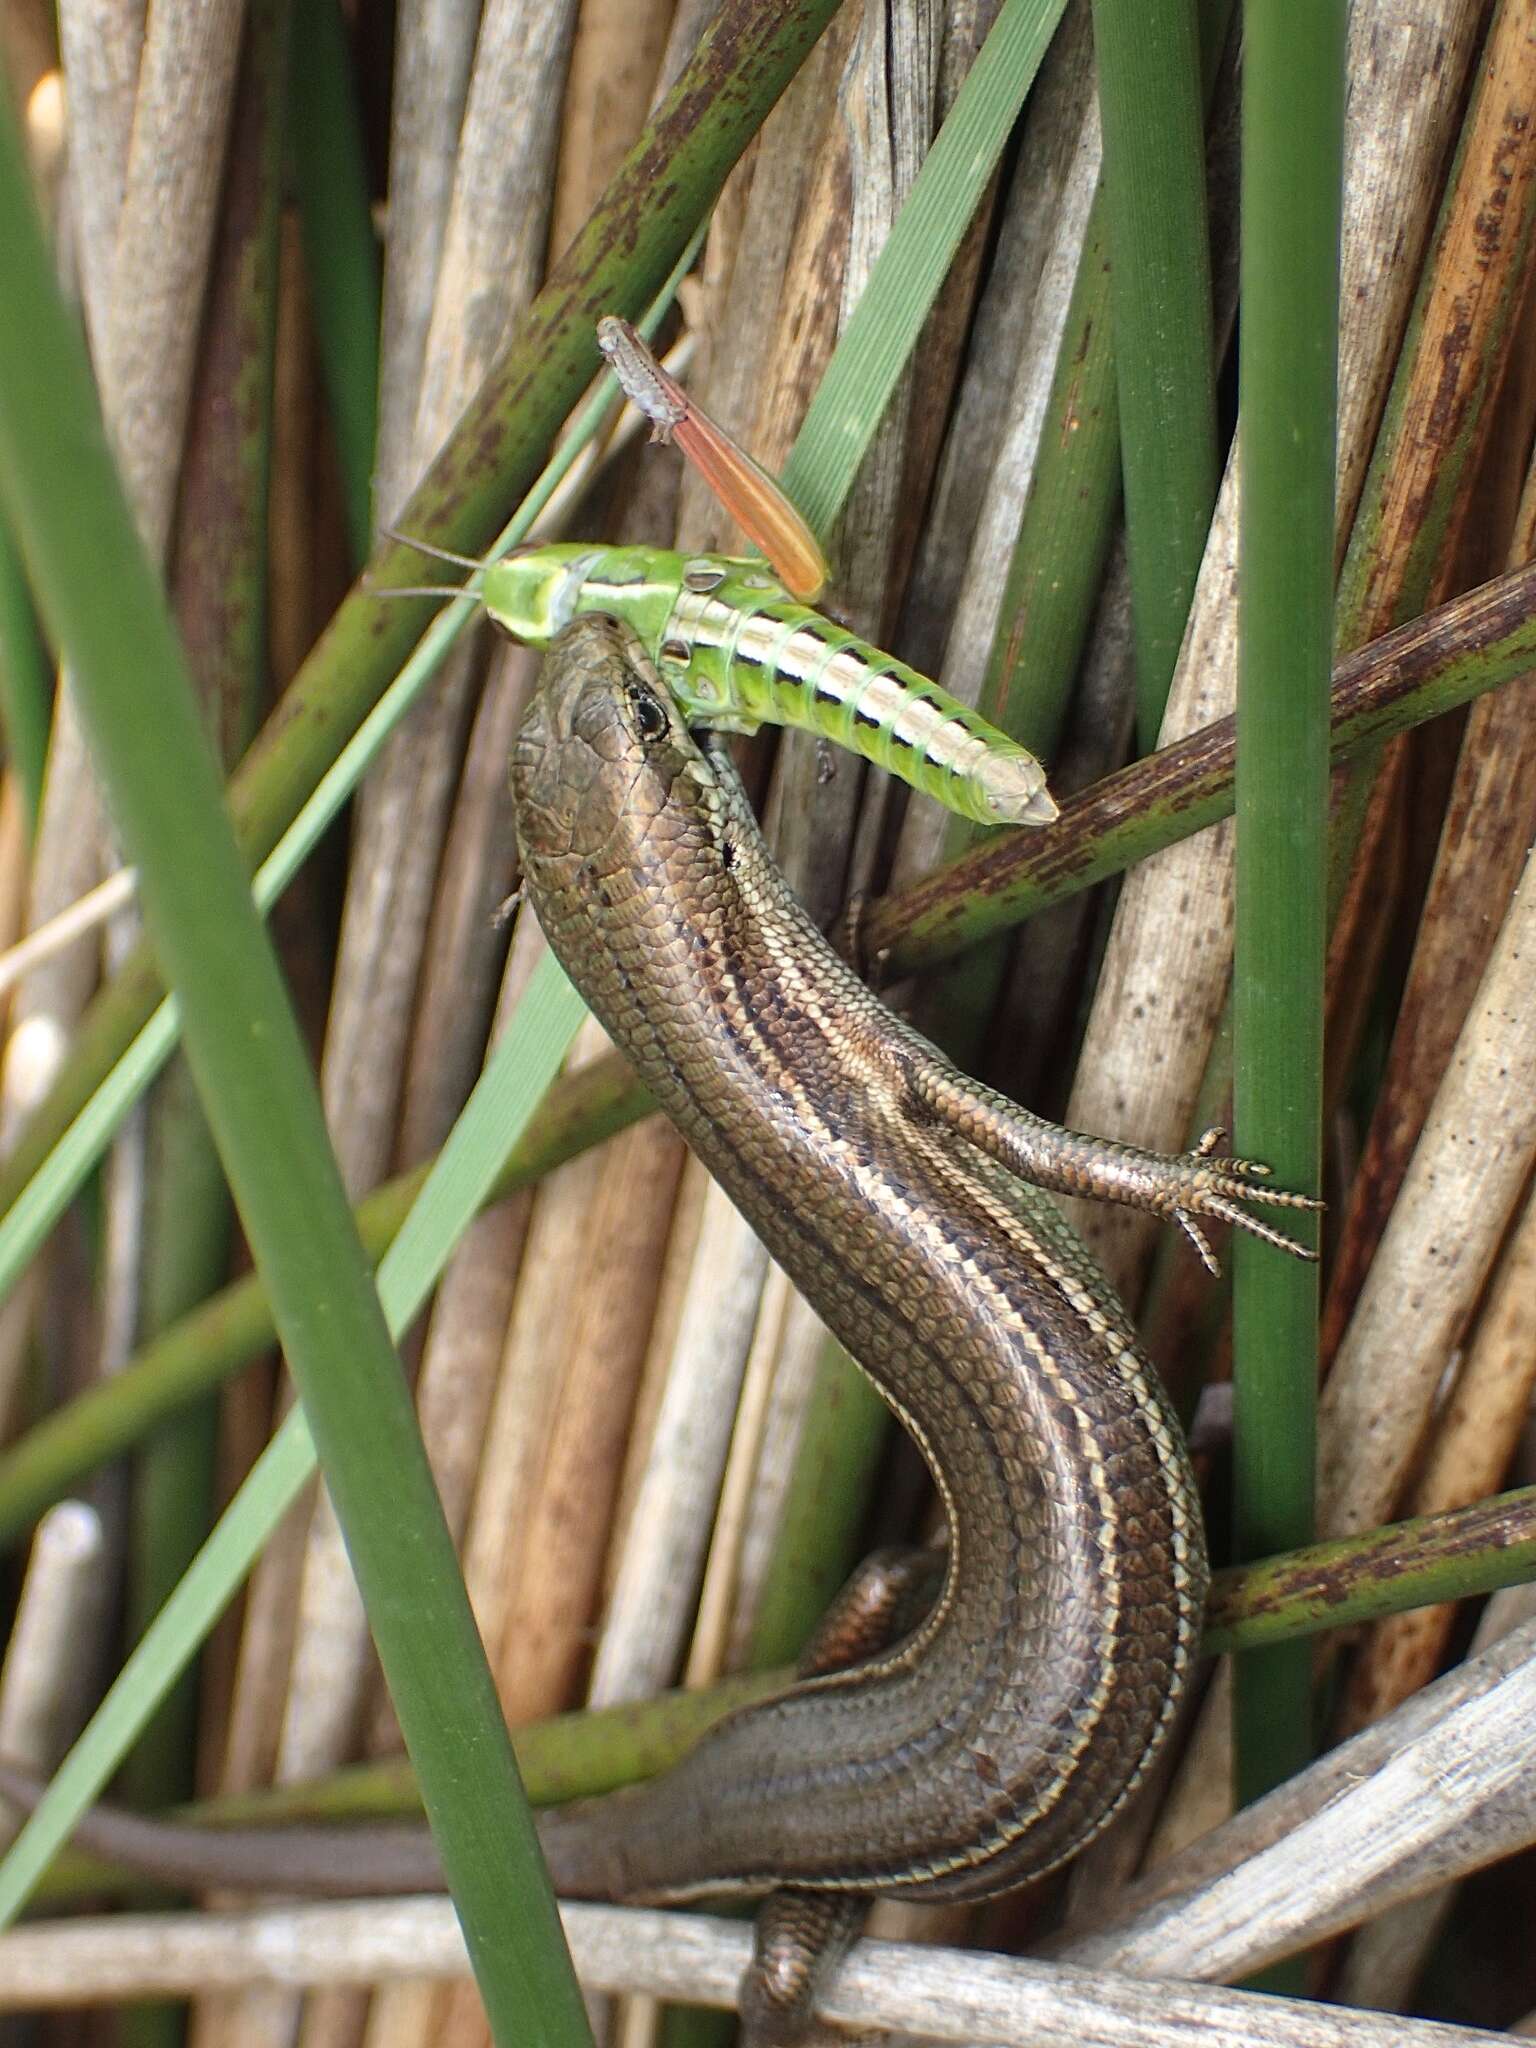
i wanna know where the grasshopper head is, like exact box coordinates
[480,546,607,647]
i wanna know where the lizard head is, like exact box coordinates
[511,613,714,882]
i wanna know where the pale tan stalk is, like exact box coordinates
[394,906,558,1557]
[890,0,1099,888]
[455,1035,607,1667]
[0,777,33,1005]
[0,1502,105,1808]
[1322,450,1536,1356]
[1056,1613,1536,1983]
[0,1900,1517,2047]
[673,9,861,556]
[0,0,243,1434]
[546,0,671,262]
[688,1267,800,1679]
[493,1119,686,1726]
[1336,1580,1536,2012]
[372,0,476,528]
[54,0,141,360]
[393,653,529,1170]
[291,1960,370,2043]
[1318,856,1536,1539]
[357,1979,438,2048]
[96,0,243,540]
[352,1140,527,1773]
[398,1194,531,1553]
[720,1302,835,1669]
[603,1159,711,1568]
[206,1490,314,1802]
[587,1177,771,1708]
[1338,1178,1536,1733]
[410,4,579,460]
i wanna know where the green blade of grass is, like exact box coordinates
[0,87,593,2045]
[0,506,50,830]
[1092,0,1217,748]
[1231,1,1343,1835]
[972,0,1232,788]
[289,0,379,563]
[122,0,289,1865]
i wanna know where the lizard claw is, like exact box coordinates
[1175,1213,1221,1276]
[1173,1138,1324,1271]
[1193,1128,1280,1181]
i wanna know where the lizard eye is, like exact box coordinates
[628,682,670,742]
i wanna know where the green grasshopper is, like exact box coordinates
[392,320,1057,830]
[477,544,1056,829]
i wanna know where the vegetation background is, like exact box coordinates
[1,1,1535,2044]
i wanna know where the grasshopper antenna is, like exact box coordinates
[378,527,487,571]
[370,528,494,600]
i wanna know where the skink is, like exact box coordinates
[5,616,1316,2019]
